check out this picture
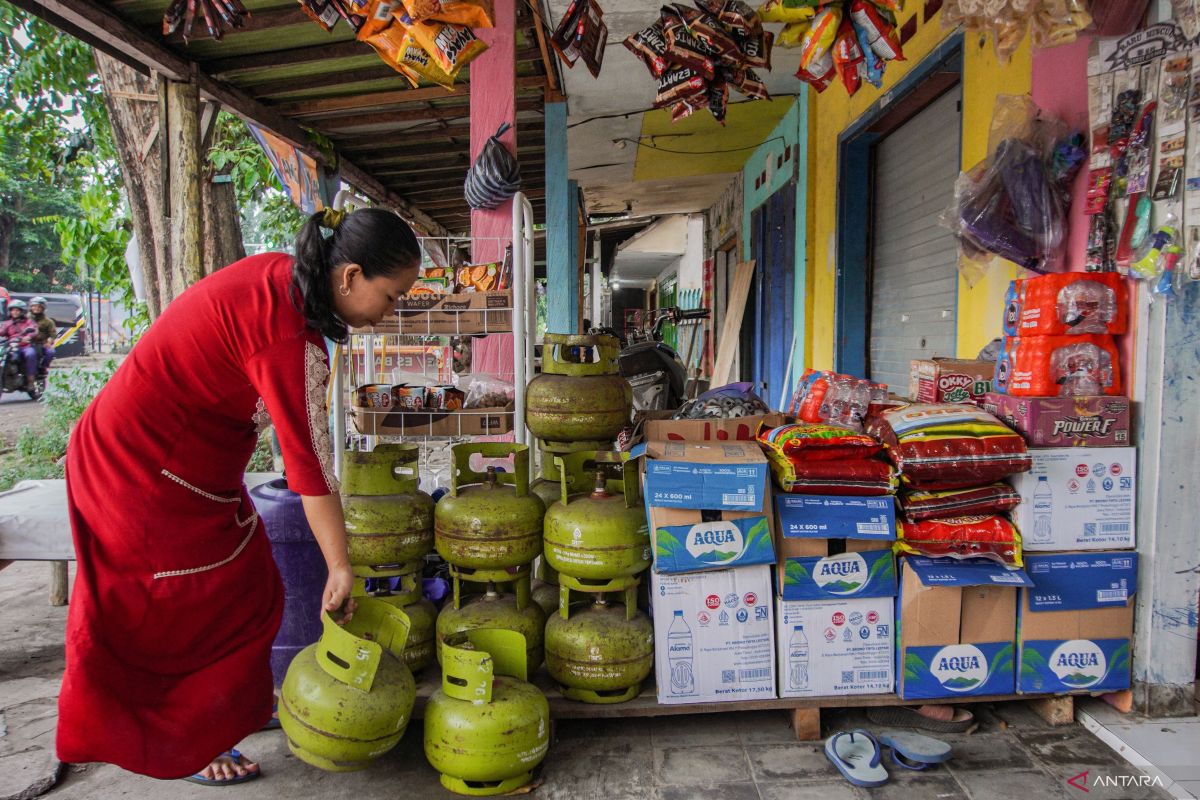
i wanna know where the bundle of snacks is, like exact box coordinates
[623,2,773,123]
[551,0,608,78]
[896,515,1024,567]
[942,0,1091,64]
[759,421,896,496]
[788,369,888,432]
[866,403,1031,490]
[763,0,905,96]
[353,384,467,411]
[900,483,1021,522]
[993,335,1121,397]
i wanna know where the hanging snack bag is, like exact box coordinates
[663,8,720,79]
[900,484,1021,522]
[896,516,1024,568]
[707,79,730,124]
[398,13,488,75]
[655,66,709,107]
[299,0,343,31]
[795,50,836,92]
[777,21,810,48]
[758,422,884,461]
[867,403,1032,490]
[359,19,411,72]
[849,0,903,61]
[552,0,586,66]
[359,0,401,37]
[832,17,864,95]
[854,18,885,87]
[397,31,457,87]
[674,4,741,62]
[714,0,761,35]
[766,450,899,496]
[722,65,769,100]
[624,22,671,77]
[798,5,841,70]
[736,27,773,70]
[758,0,817,24]
[400,0,494,27]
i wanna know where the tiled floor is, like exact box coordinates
[1079,699,1200,799]
[0,562,1174,800]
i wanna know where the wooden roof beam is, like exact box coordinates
[317,97,542,132]
[206,42,542,78]
[165,7,313,43]
[276,74,547,117]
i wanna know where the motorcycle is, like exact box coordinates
[0,340,45,401]
[595,307,710,412]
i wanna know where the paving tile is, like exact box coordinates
[956,768,1067,800]
[656,745,752,786]
[1045,764,1176,800]
[656,781,762,800]
[649,714,744,748]
[539,752,655,800]
[734,710,805,745]
[757,780,865,800]
[870,772,967,800]
[1016,729,1124,767]
[941,733,1035,772]
[745,743,833,783]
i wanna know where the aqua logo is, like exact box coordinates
[929,644,989,692]
[1049,640,1106,688]
[812,553,868,595]
[684,522,745,564]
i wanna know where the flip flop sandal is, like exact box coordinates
[183,750,262,786]
[878,731,953,770]
[866,705,975,733]
[261,701,281,731]
[824,729,889,788]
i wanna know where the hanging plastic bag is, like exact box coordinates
[463,123,521,210]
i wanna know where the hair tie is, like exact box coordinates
[321,207,346,231]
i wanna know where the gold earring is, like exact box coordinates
[340,286,351,296]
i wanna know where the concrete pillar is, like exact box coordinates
[545,101,579,334]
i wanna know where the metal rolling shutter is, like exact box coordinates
[868,87,962,393]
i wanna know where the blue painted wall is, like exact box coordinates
[545,101,579,334]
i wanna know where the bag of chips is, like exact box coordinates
[758,0,817,24]
[777,20,810,47]
[766,450,899,496]
[849,0,903,61]
[398,13,488,75]
[655,66,709,108]
[707,79,729,124]
[625,22,671,77]
[396,31,457,87]
[798,5,840,70]
[758,422,883,461]
[900,483,1021,522]
[400,0,493,27]
[896,515,1024,567]
[663,10,720,78]
[832,17,864,95]
[735,27,773,70]
[854,17,885,88]
[359,20,410,72]
[714,0,761,35]
[721,65,769,100]
[867,403,1032,490]
[359,0,402,37]
[298,0,343,32]
[795,50,836,92]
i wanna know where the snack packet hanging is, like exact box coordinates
[359,0,401,37]
[707,79,729,124]
[853,15,885,87]
[359,20,411,71]
[777,21,810,48]
[400,0,494,27]
[714,0,761,35]
[798,5,841,70]
[757,0,817,24]
[832,17,864,95]
[655,66,709,107]
[896,516,1024,568]
[758,422,884,461]
[849,0,903,61]
[298,0,343,31]
[722,65,769,100]
[397,31,457,87]
[736,27,773,70]
[670,3,741,61]
[795,49,836,92]
[900,484,1021,522]
[624,22,671,77]
[399,14,488,75]
[662,14,718,79]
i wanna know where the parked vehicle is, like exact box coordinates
[596,307,710,412]
[9,293,87,358]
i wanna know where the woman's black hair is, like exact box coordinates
[292,207,421,342]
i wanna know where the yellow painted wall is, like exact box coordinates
[808,13,1033,371]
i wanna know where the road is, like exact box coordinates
[0,353,122,448]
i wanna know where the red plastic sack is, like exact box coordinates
[994,335,1121,397]
[900,483,1021,522]
[867,403,1031,490]
[897,515,1023,567]
[765,450,897,496]
[758,422,883,461]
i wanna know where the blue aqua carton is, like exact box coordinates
[897,557,1033,700]
[776,540,897,698]
[650,506,776,574]
[774,495,896,599]
[1018,552,1137,694]
[637,440,770,513]
[649,564,776,704]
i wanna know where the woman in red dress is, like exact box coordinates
[57,208,421,784]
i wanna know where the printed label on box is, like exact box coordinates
[1025,553,1139,611]
[1019,638,1131,693]
[1011,448,1136,551]
[900,641,1016,699]
[644,459,767,511]
[775,495,897,540]
[904,556,1033,588]
[780,549,897,601]
[654,515,775,573]
[777,598,895,697]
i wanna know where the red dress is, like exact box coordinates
[57,253,339,779]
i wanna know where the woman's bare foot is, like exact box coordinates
[195,751,259,782]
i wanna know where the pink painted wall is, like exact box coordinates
[1031,37,1138,395]
[470,0,517,263]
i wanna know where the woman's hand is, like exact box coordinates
[322,563,357,624]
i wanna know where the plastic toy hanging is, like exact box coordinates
[1130,216,1186,299]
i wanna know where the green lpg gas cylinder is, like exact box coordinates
[436,573,545,672]
[529,440,605,509]
[342,445,434,567]
[530,559,560,618]
[424,630,550,796]
[543,453,650,588]
[435,443,544,571]
[525,334,632,444]
[351,561,437,673]
[544,583,654,704]
[279,599,416,772]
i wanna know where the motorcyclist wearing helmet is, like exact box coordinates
[30,297,56,377]
[0,300,40,390]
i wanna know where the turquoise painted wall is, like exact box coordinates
[741,94,808,402]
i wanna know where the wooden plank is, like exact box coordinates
[245,65,403,97]
[1029,696,1075,727]
[711,260,755,387]
[49,561,68,606]
[165,7,312,43]
[203,40,366,76]
[526,0,562,100]
[790,708,820,741]
[275,75,547,117]
[318,98,543,132]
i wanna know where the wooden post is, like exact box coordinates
[545,101,579,334]
[49,561,68,606]
[470,0,516,264]
[789,708,820,741]
[166,77,204,296]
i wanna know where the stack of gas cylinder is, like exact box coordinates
[341,444,438,674]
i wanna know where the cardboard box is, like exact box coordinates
[1010,447,1136,551]
[642,413,790,444]
[897,556,1032,700]
[650,506,775,574]
[353,404,514,437]
[1018,552,1137,694]
[909,359,995,404]
[639,441,769,512]
[982,393,1131,448]
[650,565,776,704]
[777,539,897,601]
[354,290,513,335]
[777,596,895,697]
[775,495,897,541]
